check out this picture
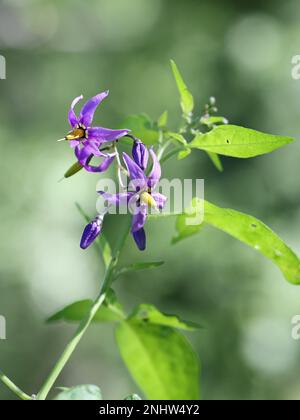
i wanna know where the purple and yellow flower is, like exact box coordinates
[100,143,167,251]
[64,91,130,173]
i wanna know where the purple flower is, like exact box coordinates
[80,214,104,250]
[99,147,167,251]
[65,91,130,173]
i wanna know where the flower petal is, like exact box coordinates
[151,192,167,210]
[98,191,133,206]
[85,140,102,157]
[132,228,146,251]
[148,148,161,188]
[88,127,130,142]
[68,95,83,128]
[131,208,147,233]
[83,156,115,173]
[132,141,149,170]
[123,152,147,184]
[79,91,109,127]
[80,219,102,249]
[75,144,93,162]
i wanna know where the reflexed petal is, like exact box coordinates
[88,127,130,141]
[80,219,102,249]
[132,228,146,251]
[75,144,93,162]
[83,156,115,173]
[68,95,83,128]
[148,148,161,188]
[123,152,147,184]
[79,91,109,127]
[98,191,133,206]
[131,208,147,233]
[132,141,149,170]
[151,192,167,210]
[86,140,102,157]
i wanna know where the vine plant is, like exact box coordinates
[1,61,299,400]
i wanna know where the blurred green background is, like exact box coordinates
[1,0,300,400]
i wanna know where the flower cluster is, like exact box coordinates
[61,91,167,251]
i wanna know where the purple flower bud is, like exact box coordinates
[80,215,104,250]
[132,140,149,170]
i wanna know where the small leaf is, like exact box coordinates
[172,199,205,244]
[190,125,294,158]
[177,148,191,160]
[119,114,159,145]
[47,290,125,323]
[54,385,102,400]
[124,394,142,400]
[116,321,200,400]
[167,132,187,146]
[157,111,168,129]
[174,198,300,285]
[206,151,223,172]
[129,304,202,331]
[170,60,194,119]
[200,115,228,127]
[117,261,164,278]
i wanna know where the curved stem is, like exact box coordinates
[0,369,32,400]
[36,218,130,401]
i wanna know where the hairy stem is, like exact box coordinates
[0,369,32,400]
[36,218,130,400]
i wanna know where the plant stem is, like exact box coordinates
[0,369,32,400]
[36,218,130,401]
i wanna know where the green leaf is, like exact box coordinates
[206,151,223,172]
[120,114,159,145]
[116,321,200,400]
[174,198,300,285]
[47,290,125,323]
[158,111,168,129]
[54,385,102,400]
[170,60,194,119]
[129,304,202,331]
[75,203,112,268]
[190,125,294,158]
[124,394,142,400]
[172,199,205,244]
[178,148,191,160]
[116,261,164,278]
[167,132,187,146]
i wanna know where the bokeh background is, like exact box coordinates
[0,0,300,400]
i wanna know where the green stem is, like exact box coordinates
[36,218,130,401]
[0,369,32,400]
[159,147,183,164]
[36,138,174,401]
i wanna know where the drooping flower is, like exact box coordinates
[100,146,167,251]
[64,91,130,173]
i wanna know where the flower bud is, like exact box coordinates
[80,215,104,249]
[132,141,149,170]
